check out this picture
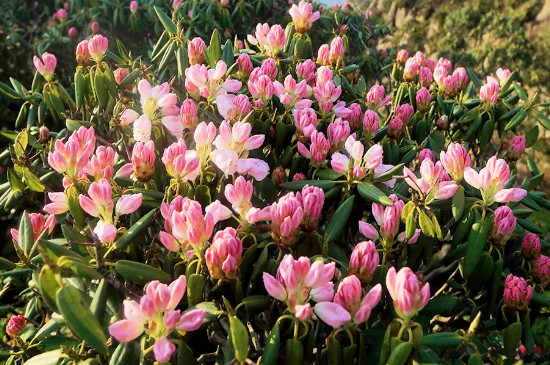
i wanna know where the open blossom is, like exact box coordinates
[331,136,383,179]
[503,274,532,310]
[162,139,200,182]
[33,52,57,80]
[11,213,55,242]
[440,143,471,181]
[327,118,350,153]
[94,220,117,243]
[386,267,430,320]
[216,94,252,124]
[366,85,390,110]
[48,127,95,180]
[159,197,230,252]
[533,256,550,287]
[88,34,108,63]
[273,75,312,110]
[313,69,342,114]
[372,194,404,246]
[185,61,242,100]
[296,185,324,230]
[109,276,206,363]
[44,192,69,215]
[248,23,286,57]
[225,176,253,217]
[332,275,382,325]
[521,233,541,259]
[213,121,264,157]
[248,68,274,106]
[86,146,115,180]
[289,0,320,33]
[294,108,318,141]
[133,114,152,142]
[491,206,516,246]
[206,227,242,280]
[348,240,379,282]
[263,255,337,321]
[131,141,156,181]
[138,80,179,119]
[480,78,500,106]
[6,315,26,337]
[270,192,304,246]
[464,156,527,205]
[188,37,206,65]
[78,178,113,221]
[404,159,458,201]
[298,130,330,166]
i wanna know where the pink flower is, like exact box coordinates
[213,121,264,157]
[116,194,143,215]
[496,68,512,85]
[293,172,306,181]
[419,67,433,87]
[205,227,242,280]
[331,136,383,178]
[133,114,152,142]
[248,23,286,57]
[6,315,26,337]
[79,178,114,221]
[194,122,217,161]
[10,213,55,243]
[333,275,382,325]
[416,87,431,113]
[372,194,404,245]
[44,192,69,215]
[317,44,330,66]
[440,143,471,181]
[453,67,468,90]
[533,256,550,287]
[130,0,138,12]
[185,61,242,100]
[396,49,408,65]
[272,166,287,187]
[263,255,335,316]
[90,21,99,33]
[109,276,205,363]
[225,176,253,217]
[55,8,67,21]
[236,54,253,79]
[273,75,312,110]
[270,193,304,247]
[248,69,274,105]
[76,40,92,65]
[464,156,527,205]
[480,79,500,106]
[329,37,344,67]
[414,51,425,66]
[442,74,458,97]
[503,274,532,310]
[173,0,182,8]
[33,52,57,81]
[404,159,458,201]
[88,34,108,63]
[433,65,448,85]
[313,302,352,328]
[93,221,117,243]
[138,80,179,119]
[508,135,526,160]
[296,185,324,230]
[289,0,320,33]
[260,57,278,81]
[48,127,96,180]
[296,59,317,86]
[327,118,350,153]
[437,57,452,72]
[162,139,200,182]
[403,57,419,82]
[388,118,403,139]
[294,108,318,141]
[313,69,342,115]
[349,240,379,282]
[120,109,139,126]
[86,146,115,180]
[521,233,541,259]
[491,206,516,246]
[363,110,379,139]
[188,37,206,65]
[395,103,414,124]
[418,149,435,165]
[346,103,363,130]
[131,141,155,182]
[216,94,252,123]
[386,267,430,320]
[298,130,330,166]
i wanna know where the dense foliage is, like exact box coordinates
[1,1,550,364]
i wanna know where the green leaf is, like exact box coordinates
[56,285,108,355]
[36,336,79,352]
[8,168,25,194]
[208,29,222,67]
[23,168,45,192]
[503,322,522,359]
[115,260,170,284]
[325,196,354,241]
[463,218,491,279]
[115,209,157,249]
[24,349,62,365]
[229,316,249,362]
[187,274,207,306]
[177,339,197,365]
[316,168,344,180]
[418,211,435,237]
[452,186,465,220]
[525,125,539,148]
[154,6,177,34]
[357,181,393,205]
[280,180,335,191]
[259,321,280,365]
[14,129,28,158]
[535,112,550,130]
[513,83,528,101]
[375,163,404,183]
[419,332,462,349]
[387,342,413,365]
[39,266,60,312]
[18,211,34,255]
[504,109,527,131]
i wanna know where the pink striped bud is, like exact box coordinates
[270,193,303,247]
[503,274,532,310]
[33,52,57,81]
[88,34,108,63]
[366,85,390,110]
[272,166,287,187]
[94,221,117,243]
[346,103,362,130]
[132,141,156,182]
[388,118,403,139]
[114,68,129,86]
[403,57,419,82]
[316,44,330,66]
[206,227,242,280]
[296,59,317,86]
[480,79,499,106]
[162,139,200,182]
[396,49,408,65]
[130,1,138,12]
[440,143,470,181]
[362,110,379,139]
[508,135,525,161]
[419,67,433,88]
[294,108,318,141]
[293,172,306,181]
[236,54,253,78]
[491,206,516,246]
[327,118,350,153]
[522,233,541,259]
[416,87,431,113]
[329,36,344,67]
[116,194,143,215]
[453,67,468,90]
[260,58,277,81]
[297,185,324,230]
[188,37,206,65]
[349,241,379,282]
[433,65,448,85]
[248,69,274,103]
[76,40,92,65]
[395,103,414,124]
[386,267,430,320]
[442,74,458,97]
[437,57,452,72]
[90,21,99,34]
[178,99,199,129]
[289,0,320,33]
[533,256,550,287]
[334,275,381,325]
[6,315,26,337]
[418,148,435,165]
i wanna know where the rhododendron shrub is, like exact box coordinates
[1,2,550,364]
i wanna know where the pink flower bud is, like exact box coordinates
[289,0,320,33]
[437,57,452,72]
[68,27,78,38]
[270,193,303,247]
[294,108,318,141]
[496,68,512,85]
[297,185,324,230]
[316,44,330,66]
[90,21,99,34]
[236,54,253,78]
[188,37,206,65]
[153,338,176,363]
[272,166,287,187]
[386,266,430,320]
[113,68,129,86]
[388,118,403,139]
[327,118,350,153]
[349,241,379,282]
[395,103,414,124]
[133,114,152,142]
[173,0,182,8]
[366,85,390,110]
[453,67,468,90]
[55,8,67,21]
[76,40,92,65]
[297,130,329,166]
[521,233,541,259]
[295,303,313,319]
[345,103,362,130]
[132,141,156,182]
[296,59,317,86]
[533,256,550,287]
[116,194,143,215]
[436,115,449,130]
[362,110,379,139]
[130,1,138,12]
[491,206,516,246]
[88,34,108,62]
[480,79,499,106]
[440,143,470,181]
[503,274,532,310]
[418,148,435,165]
[419,66,433,87]
[416,87,431,113]
[94,221,117,243]
[293,172,306,181]
[206,227,242,280]
[6,315,26,337]
[33,52,57,80]
[396,49,408,65]
[329,36,344,67]
[403,57,419,82]
[508,135,525,161]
